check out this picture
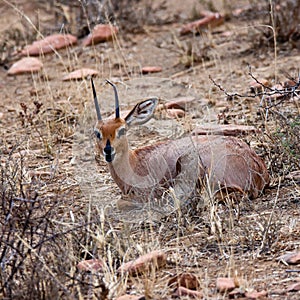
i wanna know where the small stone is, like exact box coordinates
[278,252,300,265]
[175,286,203,298]
[249,79,270,93]
[180,13,224,35]
[142,66,162,74]
[62,68,99,81]
[7,57,43,75]
[156,105,185,119]
[287,282,300,292]
[168,272,200,290]
[77,259,104,272]
[232,5,252,17]
[269,84,286,100]
[21,34,77,56]
[228,288,246,298]
[166,108,185,118]
[284,80,297,88]
[82,24,118,46]
[165,96,196,110]
[245,290,268,299]
[192,124,259,136]
[117,250,166,276]
[216,277,237,293]
[221,31,233,37]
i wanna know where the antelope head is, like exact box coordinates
[92,79,158,163]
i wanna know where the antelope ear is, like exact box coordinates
[125,98,158,126]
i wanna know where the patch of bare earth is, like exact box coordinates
[0,0,299,299]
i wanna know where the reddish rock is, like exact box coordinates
[77,259,104,272]
[284,80,297,88]
[117,250,166,276]
[279,251,300,265]
[168,272,200,290]
[142,66,162,74]
[165,96,196,110]
[216,277,237,293]
[180,13,224,35]
[116,295,144,300]
[232,5,252,17]
[287,282,300,292]
[62,68,99,81]
[166,108,185,118]
[245,290,268,299]
[7,57,43,75]
[192,124,259,136]
[21,34,77,56]
[221,31,233,37]
[156,105,185,119]
[175,286,203,298]
[228,288,246,298]
[82,24,118,46]
[269,84,286,100]
[249,79,270,93]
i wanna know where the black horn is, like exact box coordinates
[106,79,120,119]
[91,78,102,121]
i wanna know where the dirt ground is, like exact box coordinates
[0,0,299,299]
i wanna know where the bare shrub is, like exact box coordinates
[210,69,300,177]
[270,0,300,44]
[50,0,159,36]
[0,150,91,298]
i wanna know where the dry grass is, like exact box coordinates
[0,0,299,299]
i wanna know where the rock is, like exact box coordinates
[82,24,118,46]
[156,104,185,119]
[232,5,253,17]
[228,288,246,298]
[168,272,200,290]
[165,96,196,110]
[62,68,99,81]
[116,295,144,300]
[180,13,224,35]
[141,66,162,74]
[245,290,268,299]
[175,286,203,298]
[7,57,43,75]
[221,31,233,37]
[287,282,300,292]
[284,80,297,88]
[249,79,270,93]
[192,124,259,136]
[77,259,104,272]
[278,251,300,265]
[269,84,286,100]
[166,108,185,118]
[117,250,166,276]
[21,34,77,56]
[216,277,237,293]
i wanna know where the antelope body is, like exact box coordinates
[92,79,269,203]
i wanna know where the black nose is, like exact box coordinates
[104,140,112,155]
[103,140,115,162]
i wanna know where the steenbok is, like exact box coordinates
[92,79,269,205]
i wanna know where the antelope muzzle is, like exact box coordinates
[103,139,115,162]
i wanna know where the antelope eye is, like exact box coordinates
[94,129,102,140]
[117,127,126,138]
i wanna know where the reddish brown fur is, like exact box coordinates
[94,104,269,202]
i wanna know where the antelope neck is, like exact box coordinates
[107,150,140,194]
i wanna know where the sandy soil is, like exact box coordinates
[0,0,299,299]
